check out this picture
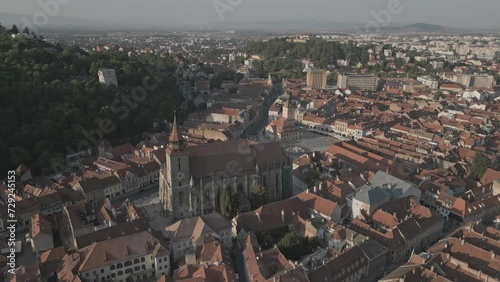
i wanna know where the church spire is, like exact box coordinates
[168,111,185,154]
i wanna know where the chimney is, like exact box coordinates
[306,189,309,194]
[461,239,465,245]
[491,251,495,260]
[314,185,318,194]
[256,211,261,225]
[281,209,285,224]
[430,265,434,272]
[21,266,25,274]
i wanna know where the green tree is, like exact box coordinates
[470,152,490,180]
[251,184,268,209]
[9,147,31,167]
[11,25,19,35]
[220,186,234,218]
[276,232,320,260]
[304,170,321,188]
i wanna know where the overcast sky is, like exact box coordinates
[1,0,499,29]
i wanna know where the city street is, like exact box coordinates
[111,183,159,205]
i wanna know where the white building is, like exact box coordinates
[244,59,255,69]
[98,68,118,87]
[431,61,445,69]
[59,231,170,282]
[462,89,491,101]
[417,76,439,89]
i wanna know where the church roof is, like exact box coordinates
[186,140,288,179]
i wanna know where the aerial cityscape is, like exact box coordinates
[1,1,500,282]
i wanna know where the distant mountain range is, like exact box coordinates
[0,12,495,33]
[209,20,461,33]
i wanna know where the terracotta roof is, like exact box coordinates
[75,219,149,249]
[308,245,368,282]
[480,168,500,185]
[166,212,231,243]
[78,231,169,272]
[8,261,40,282]
[31,213,52,238]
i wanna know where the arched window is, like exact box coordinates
[110,265,115,270]
[124,261,132,267]
[117,263,123,269]
[117,271,123,276]
[134,266,140,271]
[133,259,140,264]
[141,257,145,262]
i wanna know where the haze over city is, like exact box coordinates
[1,1,500,282]
[1,0,500,30]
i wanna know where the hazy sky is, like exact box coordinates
[1,0,499,29]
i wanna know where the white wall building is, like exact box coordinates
[98,68,118,87]
[417,76,439,89]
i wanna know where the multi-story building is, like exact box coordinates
[351,171,421,219]
[382,220,500,282]
[98,68,118,87]
[443,73,495,88]
[351,196,444,264]
[73,175,122,203]
[337,74,379,91]
[431,61,445,69]
[165,212,232,261]
[265,99,299,142]
[30,213,54,255]
[173,236,236,282]
[56,231,170,282]
[159,116,292,219]
[417,76,439,89]
[307,69,328,89]
[471,74,496,88]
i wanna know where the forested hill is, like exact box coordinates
[0,34,182,175]
[244,38,373,73]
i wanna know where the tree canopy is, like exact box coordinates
[245,38,373,71]
[220,186,235,218]
[0,34,181,175]
[304,170,321,188]
[250,184,268,209]
[470,152,490,180]
[276,231,321,261]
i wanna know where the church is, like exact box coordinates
[159,116,293,219]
